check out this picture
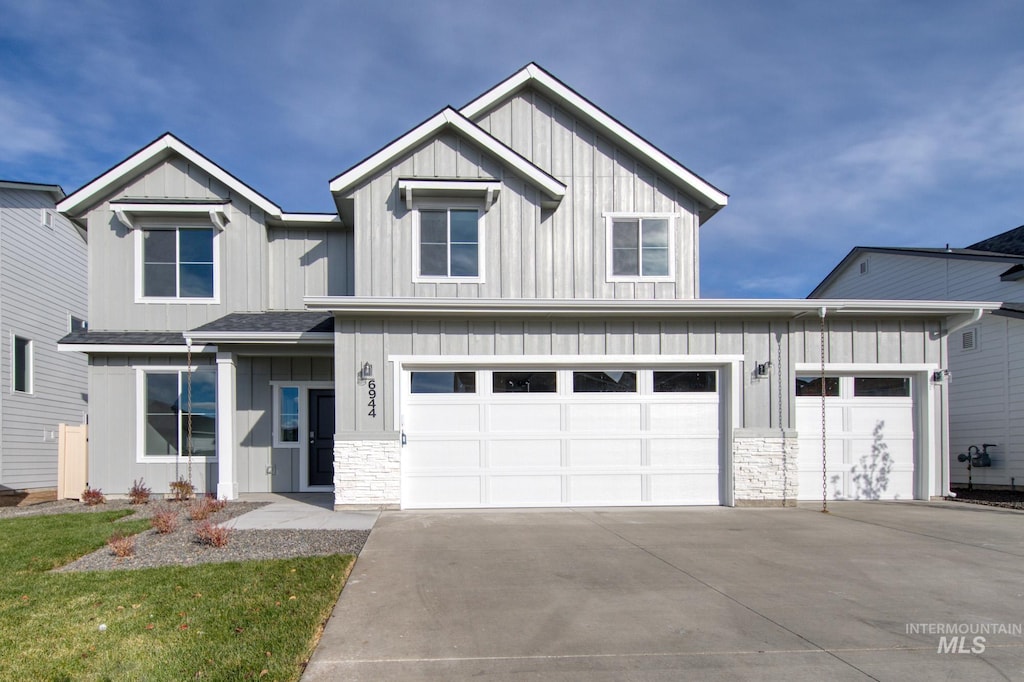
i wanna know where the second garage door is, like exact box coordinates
[400,367,722,508]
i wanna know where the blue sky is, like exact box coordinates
[2,0,1022,298]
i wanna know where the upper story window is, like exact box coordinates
[414,207,484,281]
[605,214,674,282]
[136,224,219,302]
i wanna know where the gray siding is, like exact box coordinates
[86,158,271,331]
[268,227,354,309]
[88,353,332,494]
[0,188,88,491]
[332,316,942,437]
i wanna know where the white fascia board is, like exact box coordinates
[305,296,1002,318]
[58,133,282,218]
[57,343,216,354]
[182,332,334,345]
[398,179,501,210]
[460,64,727,211]
[272,213,344,226]
[109,201,231,231]
[0,181,65,199]
[390,353,745,367]
[795,363,938,373]
[329,109,565,203]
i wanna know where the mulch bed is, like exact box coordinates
[946,487,1024,511]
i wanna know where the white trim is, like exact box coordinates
[269,381,335,492]
[216,352,237,500]
[604,212,677,283]
[134,366,218,464]
[110,202,231,231]
[133,222,221,304]
[274,213,342,225]
[307,296,1002,318]
[399,179,501,211]
[795,363,938,373]
[412,202,486,284]
[329,108,565,205]
[57,133,281,217]
[0,180,64,199]
[460,64,728,213]
[183,332,333,345]
[58,344,214,354]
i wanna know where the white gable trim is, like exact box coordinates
[57,133,282,218]
[329,108,565,205]
[461,63,728,213]
[110,201,231,231]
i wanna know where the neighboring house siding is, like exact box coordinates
[86,159,272,331]
[268,227,354,309]
[331,316,942,437]
[473,88,701,299]
[815,251,1024,487]
[0,187,88,491]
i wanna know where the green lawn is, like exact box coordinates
[0,511,354,681]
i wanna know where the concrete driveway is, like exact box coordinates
[303,502,1024,681]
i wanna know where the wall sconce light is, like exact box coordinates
[932,369,950,383]
[755,361,772,378]
[358,361,374,382]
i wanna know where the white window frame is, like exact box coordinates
[68,313,88,333]
[12,335,32,394]
[133,219,221,304]
[412,198,486,284]
[135,366,217,463]
[604,212,676,283]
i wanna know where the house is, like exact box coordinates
[0,181,88,503]
[56,64,995,508]
[810,226,1024,489]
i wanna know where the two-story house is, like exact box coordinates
[810,227,1024,490]
[57,64,994,508]
[0,181,88,503]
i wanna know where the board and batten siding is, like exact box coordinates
[88,353,333,494]
[86,157,271,331]
[267,227,354,309]
[0,188,88,490]
[472,87,701,300]
[331,316,942,438]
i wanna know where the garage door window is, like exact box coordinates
[795,376,839,397]
[573,370,637,393]
[854,377,910,397]
[492,371,557,393]
[654,371,716,392]
[410,371,476,394]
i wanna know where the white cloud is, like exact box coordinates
[0,90,65,160]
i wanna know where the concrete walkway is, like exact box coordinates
[222,493,378,530]
[303,502,1024,681]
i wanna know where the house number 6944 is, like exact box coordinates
[367,380,377,418]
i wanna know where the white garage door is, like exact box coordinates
[401,368,721,508]
[796,376,915,500]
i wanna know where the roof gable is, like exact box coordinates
[968,224,1024,256]
[329,107,565,206]
[58,133,282,219]
[460,63,728,219]
[0,180,65,201]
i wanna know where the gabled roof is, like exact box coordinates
[0,180,65,201]
[968,224,1024,256]
[329,107,566,206]
[58,133,282,218]
[460,63,729,218]
[185,311,334,344]
[808,245,1024,298]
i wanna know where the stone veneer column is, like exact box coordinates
[333,438,401,510]
[732,429,799,506]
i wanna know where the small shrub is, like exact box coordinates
[128,478,152,505]
[188,497,215,521]
[206,493,227,512]
[169,477,195,502]
[81,487,106,506]
[107,532,135,558]
[195,521,230,548]
[151,509,179,534]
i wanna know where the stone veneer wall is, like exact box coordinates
[733,429,799,506]
[334,439,401,509]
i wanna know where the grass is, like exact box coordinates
[0,511,354,681]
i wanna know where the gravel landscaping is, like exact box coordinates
[0,498,369,572]
[947,486,1024,510]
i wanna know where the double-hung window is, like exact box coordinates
[139,226,216,300]
[606,214,674,281]
[416,207,482,280]
[140,369,216,460]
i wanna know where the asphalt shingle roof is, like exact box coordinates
[967,224,1024,256]
[189,311,333,334]
[59,331,185,345]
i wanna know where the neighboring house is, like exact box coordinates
[57,64,992,508]
[810,226,1024,490]
[0,181,88,502]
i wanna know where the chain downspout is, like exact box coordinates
[819,307,828,514]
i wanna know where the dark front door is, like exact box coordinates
[309,390,335,487]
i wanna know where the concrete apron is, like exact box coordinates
[303,502,1024,681]
[224,494,378,530]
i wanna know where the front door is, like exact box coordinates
[308,390,335,487]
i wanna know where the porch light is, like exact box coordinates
[359,362,374,381]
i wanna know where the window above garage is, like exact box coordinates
[605,213,675,282]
